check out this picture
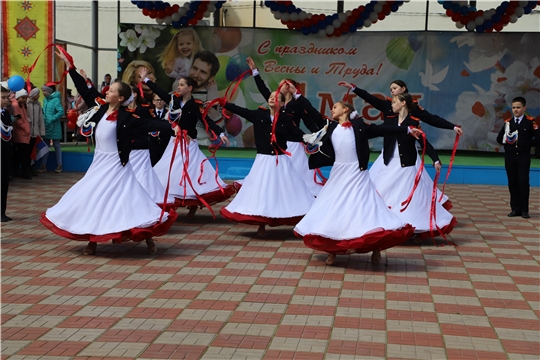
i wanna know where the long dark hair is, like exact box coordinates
[395,93,417,111]
[115,81,133,106]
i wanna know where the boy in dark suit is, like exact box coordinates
[497,97,539,219]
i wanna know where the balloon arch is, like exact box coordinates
[130,0,539,36]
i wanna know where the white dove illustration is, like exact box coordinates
[419,60,449,91]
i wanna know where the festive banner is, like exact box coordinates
[118,25,540,152]
[2,0,54,91]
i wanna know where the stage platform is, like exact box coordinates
[44,144,540,186]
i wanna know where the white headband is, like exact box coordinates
[349,110,359,120]
[121,93,135,107]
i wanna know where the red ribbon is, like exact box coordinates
[314,168,327,185]
[400,128,426,212]
[342,88,351,102]
[438,129,460,202]
[25,44,74,93]
[137,82,145,98]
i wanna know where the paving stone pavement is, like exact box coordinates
[1,172,539,360]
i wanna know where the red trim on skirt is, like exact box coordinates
[220,207,304,227]
[296,224,415,254]
[40,209,178,243]
[442,200,453,211]
[417,216,457,240]
[174,185,235,207]
[233,181,242,192]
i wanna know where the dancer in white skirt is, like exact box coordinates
[246,57,324,197]
[295,101,418,266]
[41,52,179,255]
[138,68,234,219]
[126,85,175,208]
[338,80,462,210]
[367,93,457,241]
[221,88,313,237]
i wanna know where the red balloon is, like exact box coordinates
[286,21,294,29]
[339,22,349,32]
[311,14,320,23]
[486,27,494,33]
[352,8,361,18]
[494,23,504,32]
[142,8,150,16]
[451,13,461,22]
[303,18,312,27]
[149,10,158,19]
[446,9,453,17]
[467,12,477,21]
[172,4,180,12]
[319,14,326,21]
[284,1,292,6]
[501,14,510,24]
[294,20,303,29]
[188,18,197,25]
[460,16,468,25]
[67,110,77,130]
[507,1,518,8]
[281,19,288,25]
[378,12,386,20]
[334,29,342,37]
[383,4,392,14]
[477,10,484,17]
[157,10,166,18]
[358,5,365,13]
[199,4,207,13]
[346,16,356,25]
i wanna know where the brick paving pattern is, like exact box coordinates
[1,172,539,359]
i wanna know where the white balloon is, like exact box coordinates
[364,20,372,27]
[274,12,282,20]
[455,21,464,29]
[307,13,313,19]
[510,14,518,23]
[338,13,347,22]
[156,18,164,24]
[474,16,484,25]
[204,11,210,18]
[483,10,492,19]
[369,12,378,21]
[519,1,528,7]
[184,2,190,10]
[332,19,342,28]
[289,12,299,22]
[281,13,290,22]
[178,8,186,17]
[374,3,383,13]
[207,4,215,12]
[346,10,352,17]
[325,25,334,35]
[466,21,476,31]
[171,12,181,21]
[514,7,524,17]
[299,11,307,21]
[164,16,172,25]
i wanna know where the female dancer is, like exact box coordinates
[369,93,456,240]
[220,87,314,237]
[138,67,234,219]
[338,80,462,210]
[126,85,175,208]
[246,57,324,197]
[295,101,418,266]
[41,51,179,256]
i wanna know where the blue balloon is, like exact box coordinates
[225,54,250,81]
[460,6,469,15]
[154,1,163,10]
[189,2,199,11]
[442,2,452,10]
[484,20,493,28]
[186,10,194,19]
[144,2,153,10]
[264,1,272,7]
[451,3,460,12]
[476,25,484,33]
[7,75,25,92]
[496,6,505,15]
[269,3,278,11]
[349,25,357,33]
[278,4,287,12]
[287,5,296,13]
[355,18,364,27]
[136,2,145,9]
[215,2,223,10]
[391,3,400,12]
[131,1,138,5]
[301,27,310,35]
[172,20,181,28]
[501,1,509,9]
[437,0,445,4]
[492,14,501,23]
[163,2,170,8]
[524,6,532,14]
[360,11,369,20]
[180,17,188,25]
[318,21,327,29]
[310,25,318,34]
[364,3,374,12]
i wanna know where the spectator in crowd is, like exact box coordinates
[11,89,32,179]
[40,83,64,173]
[27,87,46,176]
[99,73,111,93]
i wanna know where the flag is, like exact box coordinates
[30,135,49,164]
[2,1,54,91]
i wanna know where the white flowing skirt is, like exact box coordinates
[223,154,314,219]
[287,141,323,197]
[44,150,169,236]
[130,149,174,205]
[295,162,408,241]
[153,137,228,200]
[370,153,455,234]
